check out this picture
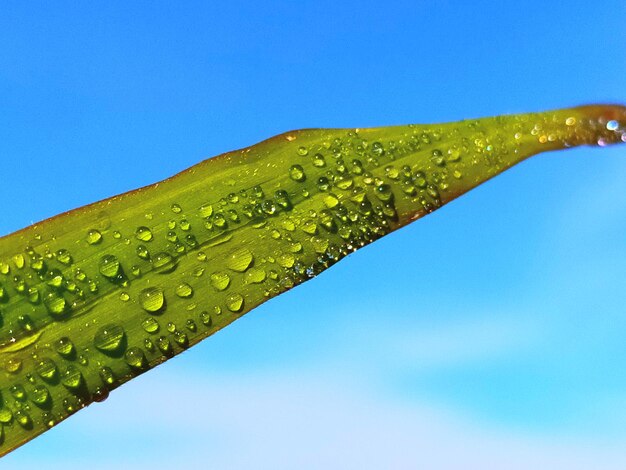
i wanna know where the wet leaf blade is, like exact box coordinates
[0,104,624,455]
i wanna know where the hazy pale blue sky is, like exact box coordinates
[1,1,625,469]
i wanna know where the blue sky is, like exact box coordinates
[1,1,626,468]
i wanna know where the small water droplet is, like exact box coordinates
[44,292,68,317]
[15,410,32,429]
[94,324,126,355]
[56,249,72,265]
[10,384,26,401]
[62,366,84,391]
[135,226,153,242]
[31,385,50,406]
[312,153,326,167]
[245,267,266,284]
[5,358,22,374]
[175,282,193,298]
[226,248,253,272]
[98,254,121,279]
[12,254,25,269]
[55,337,75,358]
[607,120,619,131]
[199,311,212,326]
[142,317,160,334]
[152,252,177,273]
[139,287,165,313]
[124,347,146,370]
[0,408,13,424]
[289,164,306,182]
[156,336,173,356]
[210,271,231,291]
[226,293,244,312]
[277,253,295,268]
[36,358,58,382]
[99,366,115,385]
[173,332,189,348]
[171,203,182,214]
[186,319,197,332]
[86,229,102,245]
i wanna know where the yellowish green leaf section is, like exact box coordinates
[0,105,624,455]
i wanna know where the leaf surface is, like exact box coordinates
[0,105,624,455]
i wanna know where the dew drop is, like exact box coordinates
[56,249,72,265]
[312,153,326,167]
[142,317,160,334]
[36,358,58,382]
[173,332,189,347]
[277,253,295,268]
[157,336,173,355]
[199,204,213,218]
[0,408,13,424]
[99,366,115,386]
[139,287,165,313]
[135,226,153,242]
[86,229,102,245]
[152,252,177,273]
[31,385,50,406]
[93,386,110,403]
[210,271,231,291]
[245,267,266,284]
[199,311,212,326]
[175,282,193,298]
[15,410,32,429]
[5,358,22,374]
[125,347,146,370]
[12,254,25,269]
[10,384,26,401]
[98,254,121,279]
[607,120,619,131]
[94,324,126,355]
[62,365,84,391]
[55,337,75,358]
[226,293,244,312]
[226,248,253,272]
[186,319,197,332]
[375,183,394,202]
[289,164,306,182]
[44,292,68,317]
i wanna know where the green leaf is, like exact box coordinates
[0,105,624,455]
